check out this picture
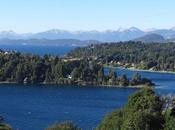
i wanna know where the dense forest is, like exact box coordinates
[68,41,175,72]
[0,50,152,87]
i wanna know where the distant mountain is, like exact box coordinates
[134,34,165,43]
[0,39,99,46]
[30,27,144,42]
[0,27,175,42]
[0,31,20,39]
[149,29,175,39]
[0,30,31,39]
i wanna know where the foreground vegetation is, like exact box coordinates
[0,50,153,87]
[45,122,80,130]
[0,124,12,130]
[0,118,12,130]
[68,41,175,72]
[97,87,175,130]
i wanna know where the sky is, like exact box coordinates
[0,0,175,33]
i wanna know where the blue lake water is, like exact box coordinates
[0,68,175,130]
[0,45,76,56]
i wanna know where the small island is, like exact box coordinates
[0,49,154,87]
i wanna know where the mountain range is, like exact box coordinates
[134,33,166,43]
[0,27,175,43]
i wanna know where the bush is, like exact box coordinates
[45,122,80,130]
[97,88,164,130]
[96,110,123,130]
[0,124,12,130]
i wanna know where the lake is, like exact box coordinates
[0,45,175,130]
[0,68,175,130]
[0,45,76,56]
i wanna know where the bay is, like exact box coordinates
[0,68,175,130]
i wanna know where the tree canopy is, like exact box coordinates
[96,87,175,130]
[0,51,153,87]
[68,42,175,72]
[45,122,80,130]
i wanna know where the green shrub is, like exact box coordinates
[45,122,80,130]
[0,124,12,130]
[97,88,164,130]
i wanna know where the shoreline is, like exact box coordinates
[106,66,175,74]
[0,81,152,89]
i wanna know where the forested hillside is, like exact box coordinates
[0,50,152,86]
[68,42,175,71]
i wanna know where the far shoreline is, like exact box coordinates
[0,81,153,89]
[105,66,175,74]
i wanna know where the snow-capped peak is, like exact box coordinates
[127,27,141,32]
[117,27,141,32]
[117,28,127,32]
[46,29,68,34]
